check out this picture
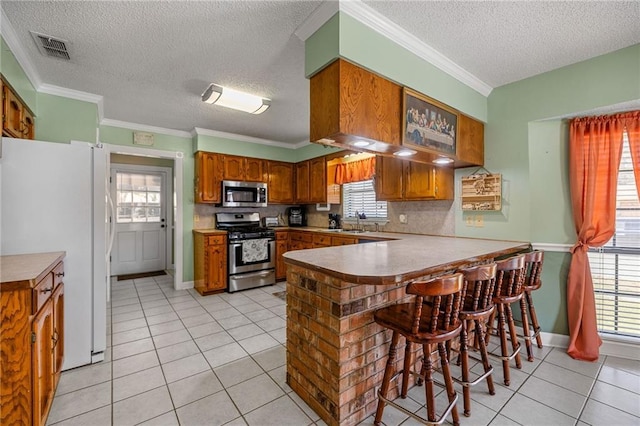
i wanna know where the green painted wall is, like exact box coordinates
[458,45,640,334]
[36,93,98,143]
[295,142,342,161]
[194,134,298,162]
[100,125,195,282]
[305,13,487,122]
[1,37,36,109]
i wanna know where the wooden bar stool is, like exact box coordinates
[486,254,529,386]
[373,273,464,426]
[521,250,544,360]
[454,263,497,417]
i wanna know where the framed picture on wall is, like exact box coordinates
[402,87,459,156]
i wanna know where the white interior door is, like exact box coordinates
[110,165,169,276]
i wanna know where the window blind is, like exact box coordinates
[342,180,387,219]
[588,133,640,338]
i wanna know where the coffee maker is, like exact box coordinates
[328,213,341,229]
[287,206,307,227]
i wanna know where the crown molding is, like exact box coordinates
[39,83,104,121]
[0,6,42,89]
[101,119,192,139]
[340,1,493,97]
[192,127,299,149]
[294,1,340,41]
[295,0,493,97]
[293,140,312,149]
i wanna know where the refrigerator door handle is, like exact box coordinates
[107,190,116,262]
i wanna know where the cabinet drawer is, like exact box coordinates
[53,262,65,288]
[332,236,357,246]
[313,234,332,246]
[207,235,225,245]
[276,231,288,241]
[290,232,312,243]
[33,273,54,314]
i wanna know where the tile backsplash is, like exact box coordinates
[194,201,455,235]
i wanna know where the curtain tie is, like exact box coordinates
[570,241,589,253]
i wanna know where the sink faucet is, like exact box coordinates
[355,210,360,231]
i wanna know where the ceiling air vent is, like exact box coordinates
[30,31,71,61]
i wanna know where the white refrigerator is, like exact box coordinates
[0,137,108,370]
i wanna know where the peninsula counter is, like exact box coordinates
[283,234,529,426]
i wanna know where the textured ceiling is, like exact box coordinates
[1,1,639,145]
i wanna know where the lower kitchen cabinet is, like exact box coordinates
[193,232,228,295]
[275,230,289,281]
[0,252,65,426]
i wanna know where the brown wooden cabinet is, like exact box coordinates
[275,230,289,281]
[195,151,224,204]
[268,161,295,204]
[1,78,35,140]
[289,231,313,251]
[456,114,485,167]
[295,159,327,204]
[375,156,453,201]
[0,253,65,426]
[193,232,227,295]
[223,155,266,182]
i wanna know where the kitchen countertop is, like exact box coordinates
[283,233,530,285]
[0,251,66,290]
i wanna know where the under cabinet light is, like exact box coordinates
[393,149,417,157]
[201,84,270,114]
[433,156,454,164]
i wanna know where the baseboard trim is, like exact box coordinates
[530,330,638,361]
[177,280,194,291]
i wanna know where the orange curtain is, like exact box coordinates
[626,112,640,198]
[335,157,376,184]
[567,112,638,361]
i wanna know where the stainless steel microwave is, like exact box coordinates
[222,180,268,207]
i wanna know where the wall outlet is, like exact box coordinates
[194,214,200,222]
[465,215,473,226]
[475,215,484,227]
[399,214,408,224]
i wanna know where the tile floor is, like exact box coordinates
[46,275,640,426]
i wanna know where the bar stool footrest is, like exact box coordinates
[377,386,458,425]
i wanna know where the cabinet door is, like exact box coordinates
[275,239,288,280]
[456,114,484,167]
[245,158,266,182]
[195,152,223,203]
[434,167,454,200]
[267,161,295,204]
[206,243,227,292]
[309,157,327,203]
[3,85,23,138]
[32,299,54,426]
[404,161,436,199]
[295,161,310,203]
[22,108,35,140]
[51,284,64,389]
[223,155,245,181]
[374,156,403,201]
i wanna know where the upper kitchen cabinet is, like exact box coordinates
[295,158,327,204]
[309,59,484,168]
[195,151,223,204]
[456,114,484,167]
[267,161,295,204]
[2,77,35,140]
[375,156,453,201]
[223,155,266,182]
[310,58,402,147]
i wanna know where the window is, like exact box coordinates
[115,172,162,223]
[588,132,640,338]
[342,180,387,219]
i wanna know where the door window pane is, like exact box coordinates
[116,172,163,223]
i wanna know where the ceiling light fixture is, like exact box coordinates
[201,84,270,114]
[433,156,454,164]
[393,149,417,157]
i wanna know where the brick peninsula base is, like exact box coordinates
[283,234,530,425]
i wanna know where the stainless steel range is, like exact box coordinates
[215,212,276,293]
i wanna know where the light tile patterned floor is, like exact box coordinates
[46,275,640,425]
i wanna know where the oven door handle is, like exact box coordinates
[229,240,275,247]
[231,270,274,280]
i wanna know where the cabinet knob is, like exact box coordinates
[56,272,65,277]
[42,287,53,294]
